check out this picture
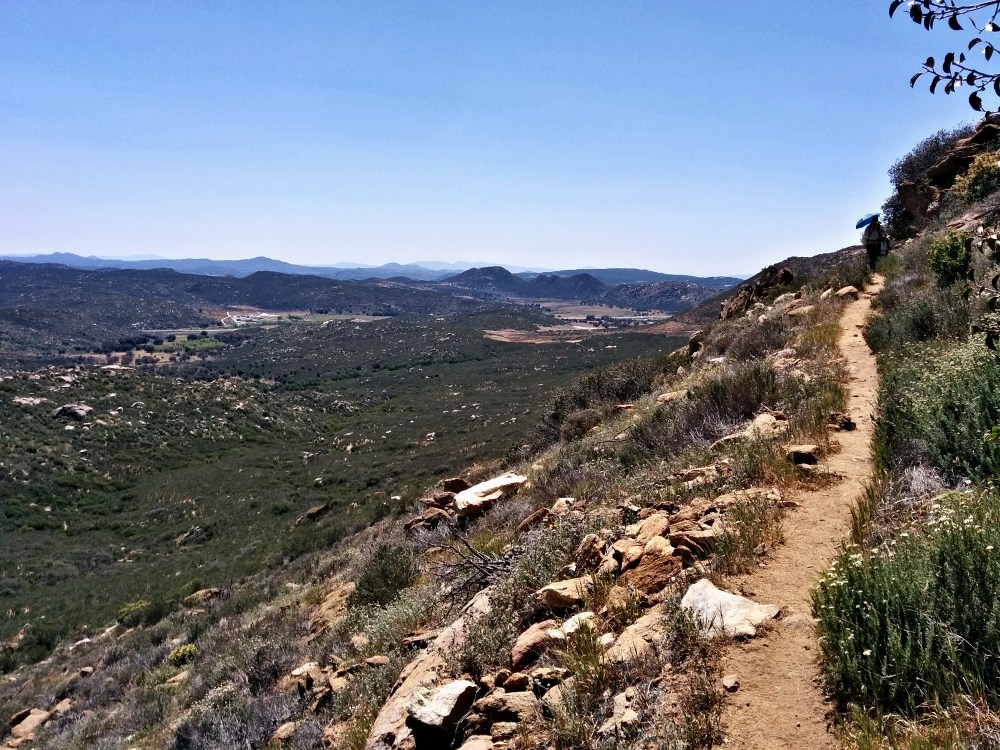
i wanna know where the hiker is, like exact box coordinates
[862,216,889,268]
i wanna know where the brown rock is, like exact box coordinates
[785,444,820,465]
[835,285,860,300]
[597,688,639,736]
[573,533,606,570]
[421,491,456,509]
[656,389,690,405]
[271,721,297,743]
[535,577,592,610]
[604,603,666,664]
[625,513,669,544]
[10,708,50,739]
[516,507,548,532]
[439,477,471,493]
[510,619,559,670]
[457,737,494,750]
[502,672,530,692]
[549,497,574,516]
[311,581,356,633]
[471,689,540,725]
[827,411,856,431]
[620,544,681,596]
[786,304,815,318]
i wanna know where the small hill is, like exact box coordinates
[539,267,743,287]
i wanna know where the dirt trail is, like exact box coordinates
[719,276,883,749]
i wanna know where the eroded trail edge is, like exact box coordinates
[719,276,883,749]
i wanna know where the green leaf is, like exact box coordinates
[987,45,995,61]
[944,52,955,73]
[930,75,941,93]
[970,37,984,50]
[910,72,924,87]
[950,13,963,31]
[926,55,936,68]
[910,4,923,22]
[889,0,904,18]
[994,77,1000,96]
[986,22,999,32]
[967,72,977,85]
[970,91,984,110]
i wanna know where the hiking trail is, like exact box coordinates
[719,275,884,749]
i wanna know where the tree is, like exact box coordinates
[891,1,1000,110]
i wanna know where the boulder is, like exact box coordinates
[469,689,539,726]
[511,619,559,669]
[748,412,788,439]
[311,581,356,633]
[420,491,456,509]
[10,709,50,739]
[625,514,670,545]
[827,412,856,431]
[51,403,92,421]
[271,721,297,743]
[819,288,834,301]
[620,541,681,595]
[535,576,592,610]
[573,533,606,570]
[656,389,690,405]
[786,304,815,318]
[365,589,491,750]
[603,603,666,663]
[501,672,530,692]
[454,473,528,517]
[547,611,596,640]
[680,579,780,638]
[406,680,478,732]
[785,444,820,465]
[549,497,574,516]
[835,286,860,300]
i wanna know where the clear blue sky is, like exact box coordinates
[0,1,984,275]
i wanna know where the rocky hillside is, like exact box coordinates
[0,244,870,748]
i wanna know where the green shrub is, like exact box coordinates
[864,285,968,353]
[927,230,973,287]
[168,643,199,667]
[347,543,418,609]
[875,339,1000,481]
[713,489,784,575]
[559,408,602,442]
[117,599,152,627]
[814,491,1000,715]
[955,150,1000,204]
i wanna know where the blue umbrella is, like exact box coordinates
[856,213,879,229]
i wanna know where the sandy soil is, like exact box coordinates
[719,276,883,749]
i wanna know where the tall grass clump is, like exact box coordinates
[532,351,689,450]
[814,491,1000,715]
[623,360,780,463]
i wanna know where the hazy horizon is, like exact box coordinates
[1,2,977,276]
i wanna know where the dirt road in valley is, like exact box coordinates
[719,276,883,749]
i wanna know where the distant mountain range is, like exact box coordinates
[438,266,733,312]
[0,253,744,287]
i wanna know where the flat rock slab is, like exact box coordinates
[407,680,478,730]
[454,473,527,516]
[680,578,779,638]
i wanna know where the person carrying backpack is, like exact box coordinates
[862,215,889,268]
